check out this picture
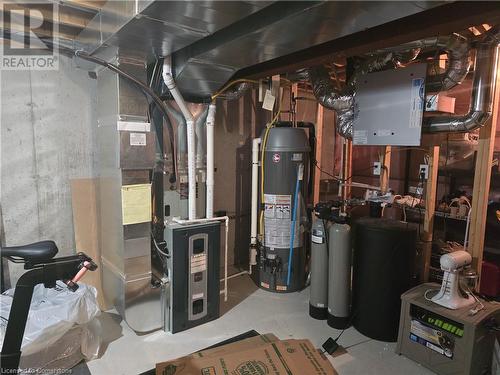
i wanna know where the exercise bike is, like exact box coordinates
[0,240,97,373]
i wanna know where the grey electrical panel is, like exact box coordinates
[352,63,427,146]
[163,221,220,334]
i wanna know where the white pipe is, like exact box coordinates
[464,208,472,251]
[195,106,209,170]
[163,60,196,220]
[249,137,261,273]
[250,138,261,247]
[221,270,249,282]
[172,216,229,302]
[206,104,216,219]
[340,182,382,191]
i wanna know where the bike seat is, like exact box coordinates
[1,241,58,261]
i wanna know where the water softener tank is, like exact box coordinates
[309,218,328,319]
[327,223,351,328]
[352,218,416,342]
[256,127,310,293]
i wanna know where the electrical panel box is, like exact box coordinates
[352,63,427,146]
[163,221,220,333]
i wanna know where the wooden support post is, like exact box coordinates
[291,83,299,124]
[469,65,500,283]
[313,104,324,205]
[380,146,392,194]
[342,139,353,203]
[421,146,440,282]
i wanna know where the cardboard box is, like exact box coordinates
[156,336,337,375]
[425,94,456,113]
[70,178,110,310]
[191,333,279,359]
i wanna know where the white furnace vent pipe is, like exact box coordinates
[206,103,216,219]
[162,59,197,220]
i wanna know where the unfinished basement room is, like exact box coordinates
[2,1,500,374]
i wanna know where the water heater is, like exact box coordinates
[253,127,310,293]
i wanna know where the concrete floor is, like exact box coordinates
[87,274,435,375]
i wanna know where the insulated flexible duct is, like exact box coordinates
[216,82,252,100]
[369,33,470,92]
[424,27,500,133]
[308,33,473,138]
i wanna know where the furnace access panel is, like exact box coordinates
[352,63,427,146]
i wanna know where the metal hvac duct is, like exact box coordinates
[76,1,444,99]
[369,33,471,92]
[307,30,498,138]
[424,28,500,133]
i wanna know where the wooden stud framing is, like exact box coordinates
[342,139,353,203]
[469,64,500,282]
[422,146,440,282]
[313,104,324,205]
[380,146,392,194]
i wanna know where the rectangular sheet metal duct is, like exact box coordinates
[77,1,445,99]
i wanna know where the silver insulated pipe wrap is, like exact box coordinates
[217,82,252,100]
[307,66,354,138]
[424,27,500,133]
[308,33,474,138]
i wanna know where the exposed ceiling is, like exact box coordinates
[2,1,500,102]
[75,1,451,99]
[0,0,105,41]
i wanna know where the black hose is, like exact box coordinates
[3,30,177,181]
[75,51,177,182]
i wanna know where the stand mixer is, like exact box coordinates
[431,250,475,310]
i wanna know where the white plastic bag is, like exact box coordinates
[0,281,101,358]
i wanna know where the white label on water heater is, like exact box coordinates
[130,132,146,146]
[264,194,299,248]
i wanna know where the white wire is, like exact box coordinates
[152,234,170,258]
[465,285,485,314]
[424,288,439,301]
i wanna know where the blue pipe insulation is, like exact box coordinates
[287,167,301,287]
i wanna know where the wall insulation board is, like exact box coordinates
[352,63,427,146]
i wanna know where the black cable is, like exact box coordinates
[313,159,374,183]
[332,311,357,343]
[3,30,177,182]
[75,50,177,182]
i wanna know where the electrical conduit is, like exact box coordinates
[287,163,304,287]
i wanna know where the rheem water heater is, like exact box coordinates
[253,127,310,293]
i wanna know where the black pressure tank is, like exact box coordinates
[352,218,416,342]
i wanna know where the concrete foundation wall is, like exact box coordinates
[1,56,97,283]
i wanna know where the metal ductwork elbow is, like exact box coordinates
[423,27,500,133]
[425,34,471,92]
